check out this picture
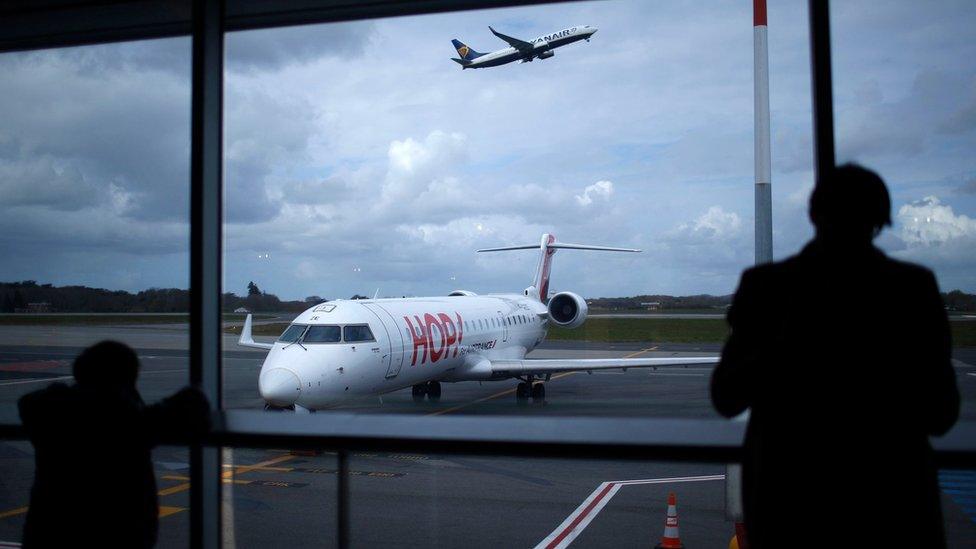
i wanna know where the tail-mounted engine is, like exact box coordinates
[547,291,587,328]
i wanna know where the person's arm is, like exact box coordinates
[145,386,211,446]
[711,269,760,418]
[917,270,959,436]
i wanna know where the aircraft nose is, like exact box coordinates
[589,27,598,35]
[259,367,301,406]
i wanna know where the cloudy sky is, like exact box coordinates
[0,0,974,301]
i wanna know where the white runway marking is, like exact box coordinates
[0,368,189,386]
[0,375,74,387]
[534,474,725,549]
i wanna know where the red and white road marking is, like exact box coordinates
[533,474,725,549]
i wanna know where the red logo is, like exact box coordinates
[404,312,464,366]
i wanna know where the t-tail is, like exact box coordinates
[451,39,484,67]
[477,234,640,302]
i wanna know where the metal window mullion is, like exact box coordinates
[808,0,835,178]
[189,0,224,548]
[337,450,349,548]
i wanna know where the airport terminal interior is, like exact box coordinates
[1,0,975,547]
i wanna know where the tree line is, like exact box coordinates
[0,281,316,313]
[1,280,974,313]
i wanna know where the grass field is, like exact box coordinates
[0,313,274,326]
[953,322,976,347]
[225,322,290,336]
[223,317,976,347]
[548,318,729,343]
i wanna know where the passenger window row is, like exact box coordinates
[460,313,537,333]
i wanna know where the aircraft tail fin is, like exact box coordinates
[451,39,484,61]
[477,234,641,302]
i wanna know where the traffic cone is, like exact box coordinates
[654,492,684,549]
[728,522,749,549]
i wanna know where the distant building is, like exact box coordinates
[640,301,661,311]
[234,307,250,313]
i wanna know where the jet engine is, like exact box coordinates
[448,290,477,297]
[536,50,555,60]
[547,291,587,328]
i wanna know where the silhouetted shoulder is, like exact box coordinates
[880,254,939,286]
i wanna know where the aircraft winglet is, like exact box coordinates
[489,26,534,51]
[239,314,274,350]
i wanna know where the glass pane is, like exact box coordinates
[220,0,814,415]
[279,324,308,343]
[343,325,374,342]
[350,455,728,547]
[832,0,976,295]
[0,442,190,547]
[0,38,191,415]
[225,447,337,548]
[833,5,976,545]
[0,38,190,545]
[306,325,342,343]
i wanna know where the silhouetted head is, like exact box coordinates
[73,340,139,389]
[809,163,892,245]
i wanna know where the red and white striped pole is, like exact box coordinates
[725,5,771,548]
[754,0,773,265]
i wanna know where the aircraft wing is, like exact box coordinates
[238,314,274,350]
[490,356,719,376]
[489,26,534,52]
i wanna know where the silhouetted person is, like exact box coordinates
[712,164,959,548]
[18,341,209,548]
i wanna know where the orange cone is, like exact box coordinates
[654,492,684,549]
[728,522,749,549]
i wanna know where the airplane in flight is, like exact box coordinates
[239,234,719,412]
[451,24,597,69]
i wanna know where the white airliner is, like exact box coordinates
[451,25,597,69]
[239,234,719,412]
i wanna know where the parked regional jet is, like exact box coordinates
[239,234,719,412]
[451,25,597,69]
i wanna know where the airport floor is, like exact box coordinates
[0,330,974,547]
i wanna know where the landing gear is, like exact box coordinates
[426,380,442,401]
[412,381,442,402]
[264,403,295,412]
[515,376,546,404]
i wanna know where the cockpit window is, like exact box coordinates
[278,323,307,343]
[304,325,341,343]
[343,324,375,342]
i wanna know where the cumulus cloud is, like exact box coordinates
[575,180,613,206]
[667,206,743,244]
[895,196,976,246]
[885,196,976,290]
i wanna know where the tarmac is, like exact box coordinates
[0,324,974,547]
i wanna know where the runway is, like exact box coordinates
[0,326,975,547]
